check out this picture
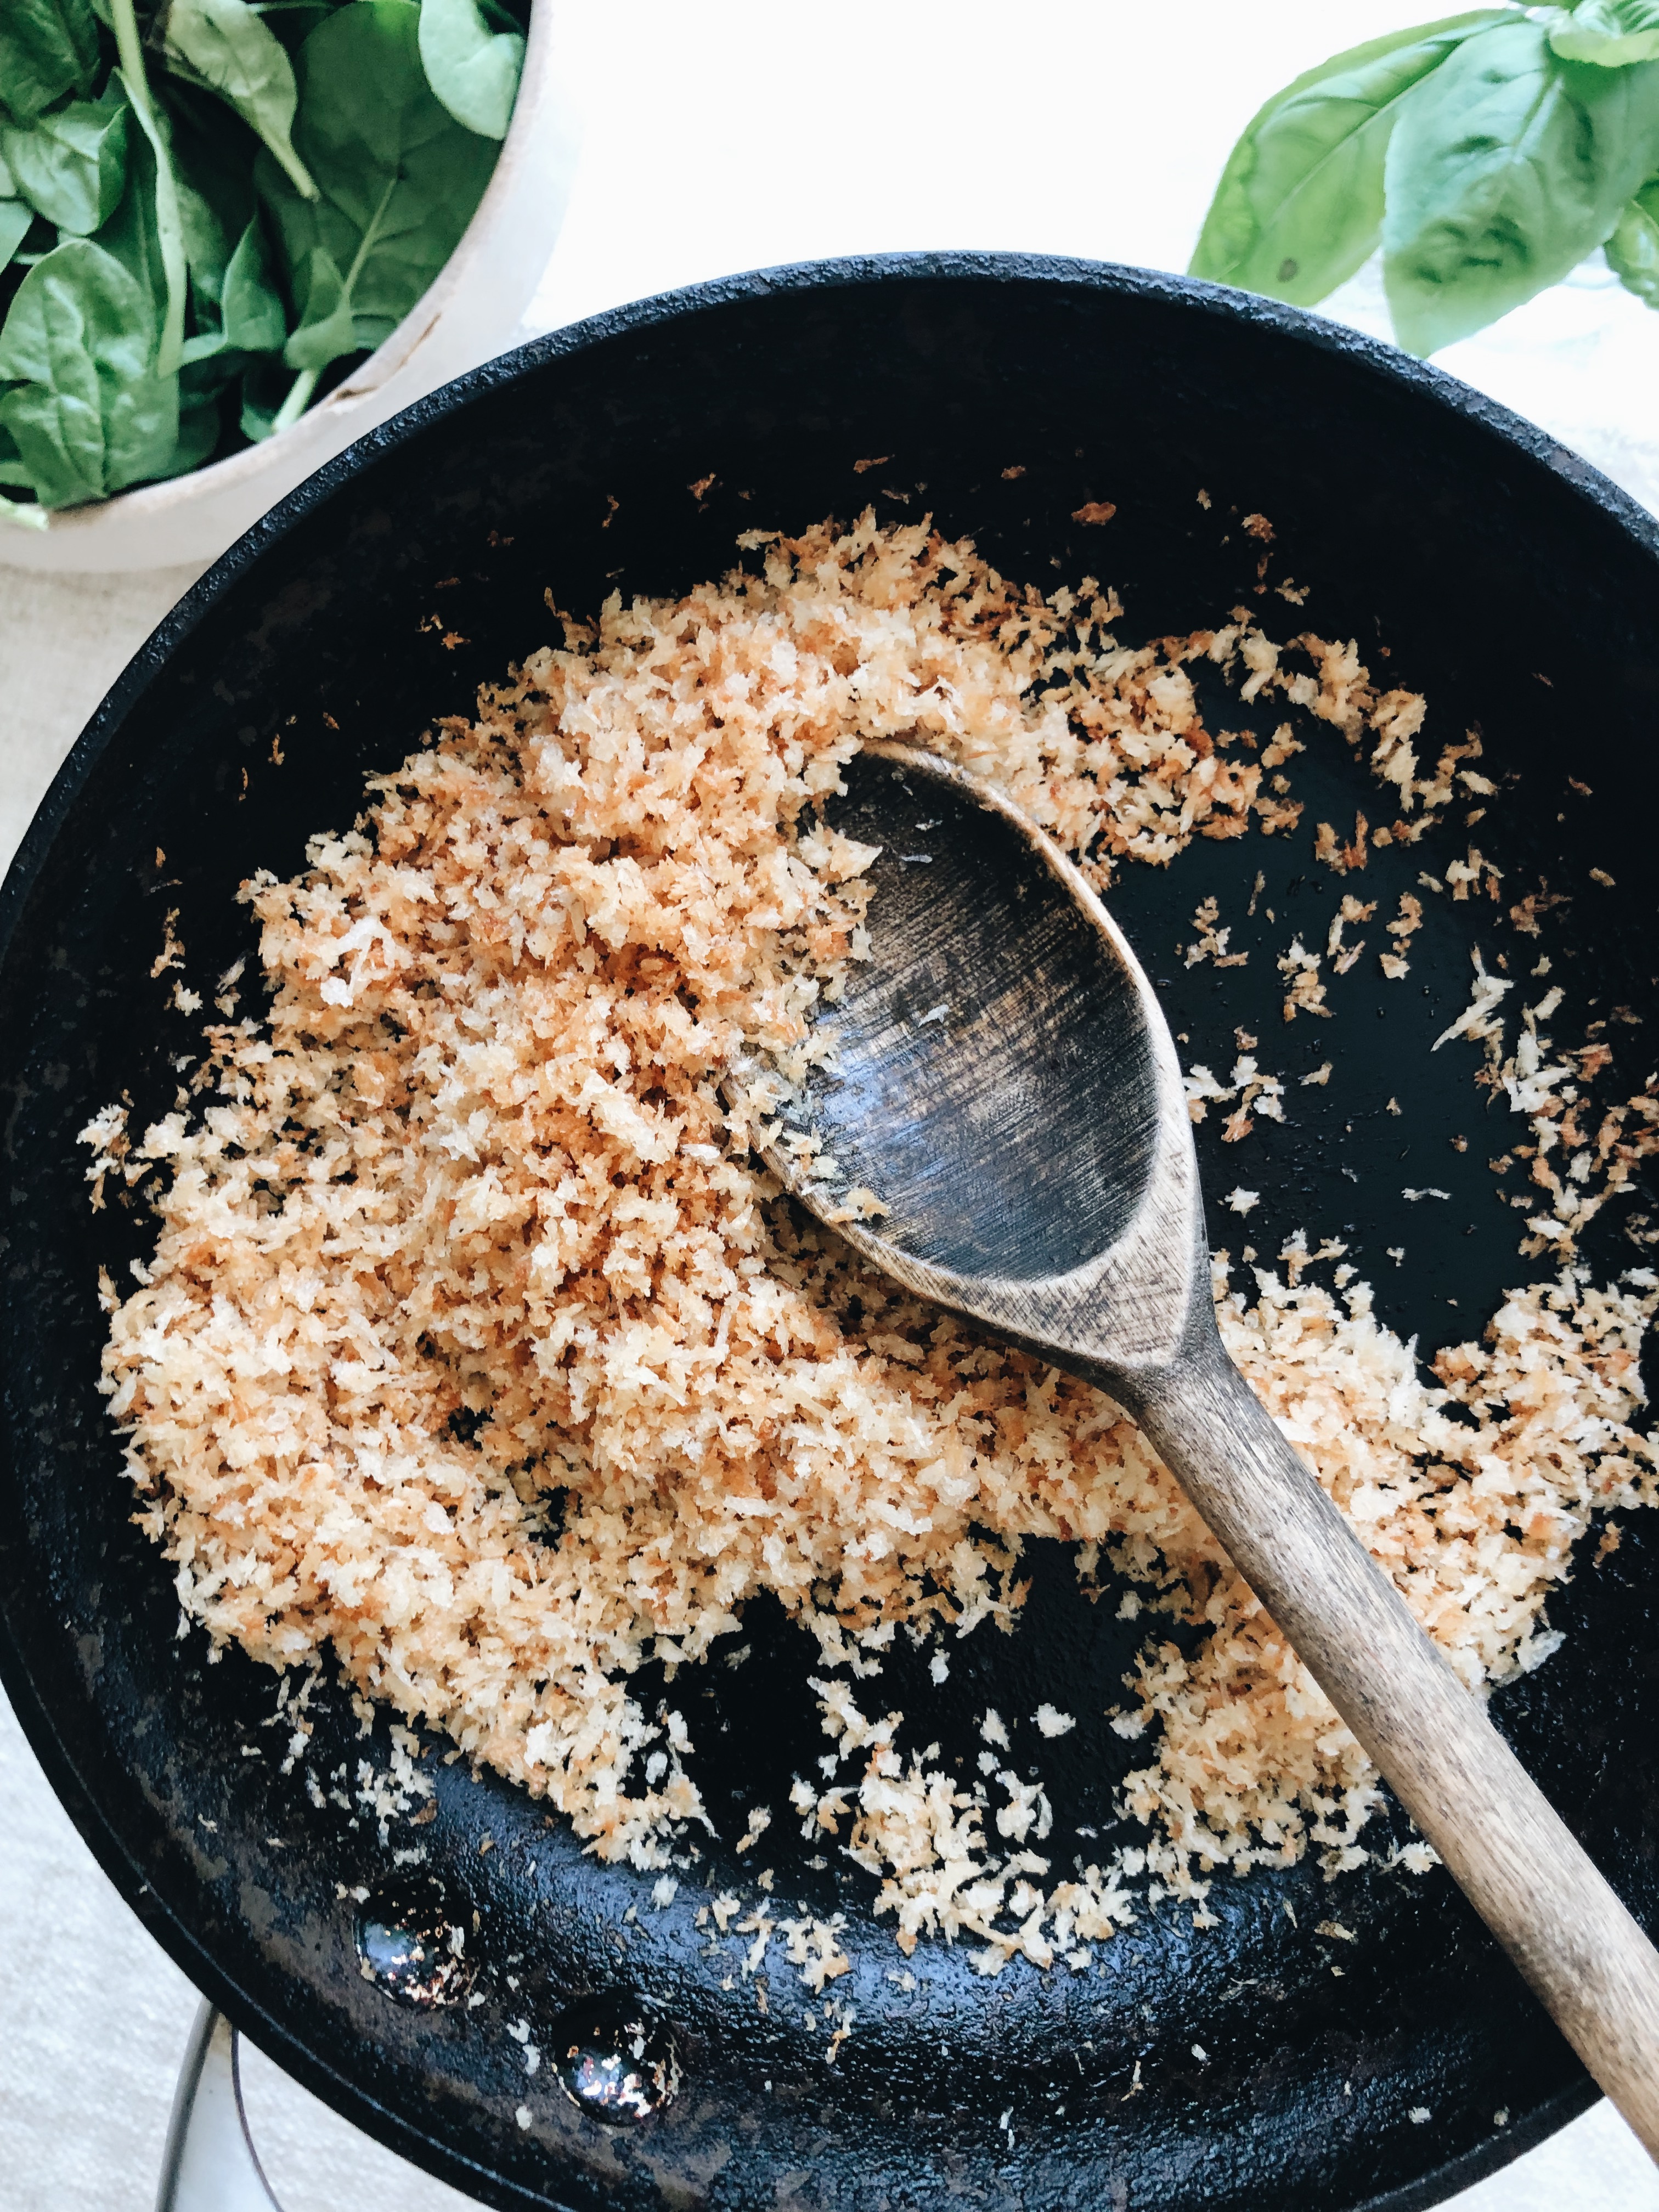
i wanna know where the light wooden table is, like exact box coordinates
[3,5,1657,2205]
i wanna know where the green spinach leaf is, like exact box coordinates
[238,352,285,440]
[1383,19,1659,351]
[116,72,188,371]
[1549,0,1659,65]
[108,0,188,373]
[258,0,494,373]
[0,238,179,502]
[0,200,33,268]
[161,0,319,200]
[219,210,285,349]
[95,111,168,341]
[1605,176,1659,297]
[0,422,37,487]
[0,416,40,487]
[165,77,257,308]
[280,240,354,368]
[83,99,246,489]
[182,208,286,358]
[174,170,233,308]
[417,0,524,140]
[245,1,333,59]
[161,356,227,472]
[1190,12,1508,304]
[0,403,59,517]
[183,213,287,360]
[0,0,102,126]
[1,99,130,234]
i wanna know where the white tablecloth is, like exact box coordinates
[3,5,1658,2204]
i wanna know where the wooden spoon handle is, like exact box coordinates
[1131,1340,1659,2156]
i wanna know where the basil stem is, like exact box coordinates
[108,0,188,377]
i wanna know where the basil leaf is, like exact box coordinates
[0,237,179,503]
[1,99,130,234]
[1549,0,1659,65]
[417,0,524,140]
[161,0,319,200]
[0,0,102,126]
[258,0,494,360]
[1383,20,1659,352]
[0,200,33,267]
[1605,179,1659,298]
[1190,12,1508,304]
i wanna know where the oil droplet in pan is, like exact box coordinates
[354,1877,472,2006]
[550,1990,683,2123]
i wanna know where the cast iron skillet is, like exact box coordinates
[3,254,1658,2212]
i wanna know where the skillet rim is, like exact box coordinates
[0,246,1648,2209]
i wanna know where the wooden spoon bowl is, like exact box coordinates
[765,743,1181,1302]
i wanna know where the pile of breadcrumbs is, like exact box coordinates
[86,516,1659,1981]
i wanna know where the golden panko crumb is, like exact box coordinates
[86,517,1658,1973]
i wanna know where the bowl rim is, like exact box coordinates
[4,247,1651,2211]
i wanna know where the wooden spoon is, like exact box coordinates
[738,738,1659,2154]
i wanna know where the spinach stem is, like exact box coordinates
[267,135,321,204]
[346,176,399,294]
[109,0,188,379]
[270,171,397,436]
[272,366,320,434]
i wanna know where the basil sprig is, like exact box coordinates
[1192,0,1659,354]
[0,0,526,520]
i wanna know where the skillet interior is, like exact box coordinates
[2,255,1658,2212]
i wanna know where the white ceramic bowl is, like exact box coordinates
[0,0,577,575]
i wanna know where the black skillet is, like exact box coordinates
[3,255,1658,2212]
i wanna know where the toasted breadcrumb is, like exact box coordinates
[1183,1055,1285,1143]
[1277,936,1330,1023]
[86,516,1657,1973]
[1181,894,1248,970]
